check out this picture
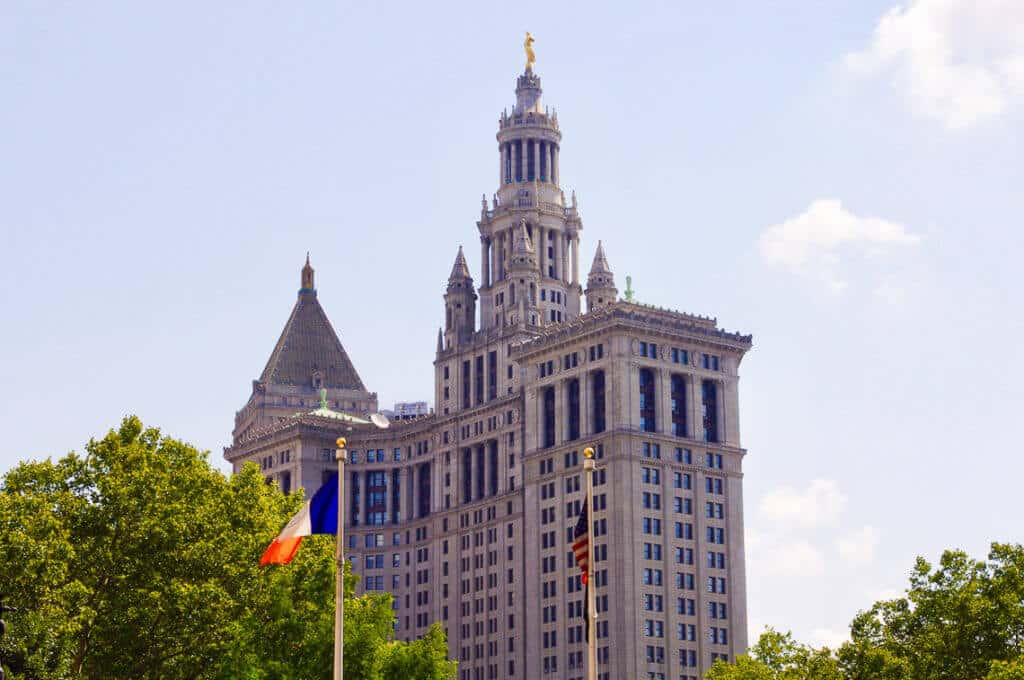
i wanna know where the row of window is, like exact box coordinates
[639,340,721,371]
[259,448,291,470]
[642,444,724,472]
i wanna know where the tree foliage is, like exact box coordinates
[0,416,456,680]
[706,629,841,680]
[707,543,1024,680]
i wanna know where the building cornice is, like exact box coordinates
[513,302,753,360]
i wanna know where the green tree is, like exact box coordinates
[381,624,457,680]
[707,543,1024,680]
[0,416,456,680]
[838,544,1024,680]
[705,629,841,680]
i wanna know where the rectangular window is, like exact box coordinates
[639,368,656,432]
[702,379,718,442]
[542,386,556,448]
[671,374,687,437]
[567,378,580,441]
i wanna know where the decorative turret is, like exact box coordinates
[300,253,315,294]
[585,240,618,313]
[443,246,477,348]
[508,219,537,271]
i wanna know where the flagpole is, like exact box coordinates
[583,446,598,680]
[334,437,347,680]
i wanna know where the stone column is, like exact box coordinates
[621,359,640,431]
[496,232,504,282]
[512,141,520,183]
[571,235,579,285]
[552,144,559,185]
[565,232,573,282]
[658,368,672,435]
[581,369,592,436]
[554,380,565,445]
[400,466,412,523]
[499,144,505,186]
[691,375,704,442]
[538,140,546,182]
[481,237,490,288]
[548,143,555,184]
[529,139,536,181]
[490,236,498,284]
[532,139,540,182]
[538,225,545,276]
[724,376,740,445]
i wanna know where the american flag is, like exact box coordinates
[572,498,592,643]
[572,498,590,584]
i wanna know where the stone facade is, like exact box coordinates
[224,64,753,680]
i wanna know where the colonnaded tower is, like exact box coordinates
[225,46,753,680]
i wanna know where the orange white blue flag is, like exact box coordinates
[260,472,339,565]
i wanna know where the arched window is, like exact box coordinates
[542,386,556,448]
[702,379,718,442]
[639,368,656,432]
[671,374,687,437]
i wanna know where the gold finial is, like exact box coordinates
[335,436,347,449]
[524,32,536,71]
[583,447,595,459]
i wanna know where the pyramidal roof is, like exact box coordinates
[589,240,612,275]
[258,259,366,392]
[449,246,472,281]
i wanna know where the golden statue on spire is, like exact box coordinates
[524,32,536,71]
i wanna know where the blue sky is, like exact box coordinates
[2,0,1022,649]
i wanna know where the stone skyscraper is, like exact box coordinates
[225,59,753,680]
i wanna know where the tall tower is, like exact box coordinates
[443,246,477,349]
[477,64,584,331]
[585,240,618,312]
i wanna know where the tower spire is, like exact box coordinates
[585,240,617,313]
[449,245,472,281]
[589,240,611,276]
[300,253,315,293]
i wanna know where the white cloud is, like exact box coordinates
[844,0,1024,129]
[759,199,921,291]
[837,526,881,566]
[749,532,827,577]
[811,627,850,649]
[758,479,848,528]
